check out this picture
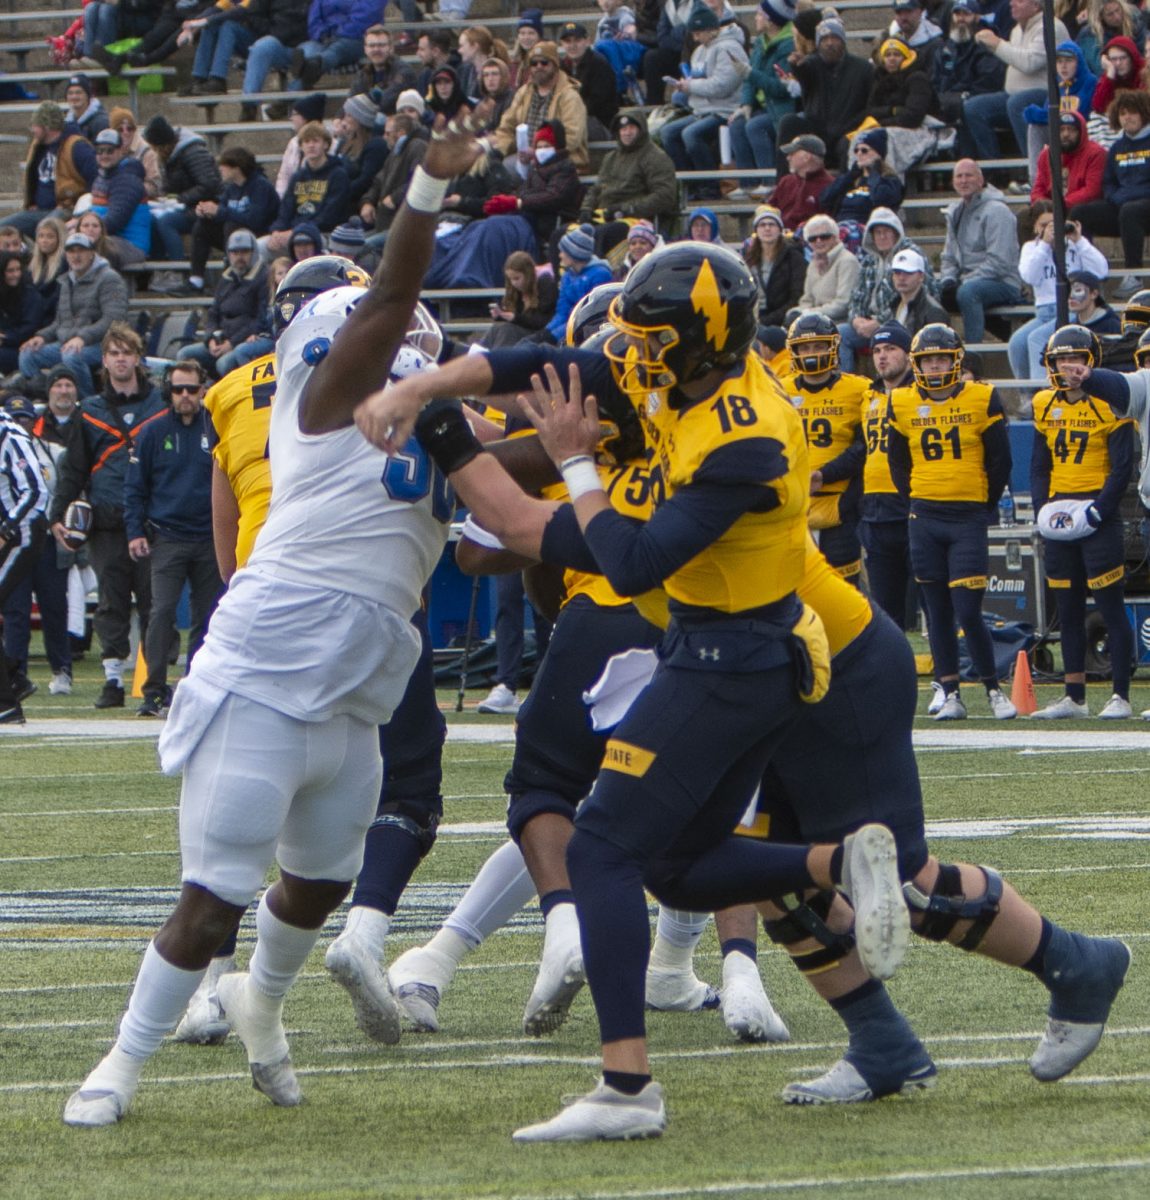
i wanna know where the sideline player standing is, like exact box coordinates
[887,324,1017,721]
[63,108,494,1127]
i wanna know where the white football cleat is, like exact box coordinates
[987,689,1016,720]
[49,671,72,696]
[325,929,402,1045]
[62,1046,143,1128]
[720,951,789,1043]
[477,683,520,714]
[1031,695,1089,720]
[512,1078,666,1142]
[1098,694,1132,720]
[926,681,945,716]
[645,965,720,1012]
[841,824,909,982]
[782,1058,937,1105]
[389,942,461,1033]
[215,973,301,1107]
[524,908,585,1036]
[933,692,967,721]
[173,955,235,1045]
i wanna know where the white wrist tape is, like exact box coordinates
[559,454,603,502]
[406,166,449,214]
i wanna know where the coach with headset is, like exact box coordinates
[123,359,223,718]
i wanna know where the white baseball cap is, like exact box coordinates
[891,249,926,274]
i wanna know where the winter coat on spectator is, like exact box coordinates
[444,154,521,222]
[123,407,216,543]
[23,126,96,213]
[215,167,280,235]
[0,256,44,372]
[242,0,310,44]
[206,259,268,346]
[792,47,874,151]
[930,32,1006,122]
[547,257,614,340]
[307,0,381,43]
[821,164,904,224]
[272,153,351,233]
[36,255,128,348]
[341,135,390,209]
[563,47,620,130]
[515,127,585,243]
[679,21,748,119]
[848,207,937,322]
[940,183,1023,289]
[72,98,109,142]
[161,129,222,209]
[494,66,591,172]
[1023,40,1096,124]
[794,240,861,321]
[892,286,949,338]
[364,135,427,232]
[349,58,417,115]
[743,22,797,127]
[1031,111,1106,206]
[89,155,150,250]
[866,44,935,128]
[753,237,807,326]
[1090,35,1145,114]
[581,110,678,223]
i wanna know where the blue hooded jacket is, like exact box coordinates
[1023,42,1097,126]
[685,207,722,243]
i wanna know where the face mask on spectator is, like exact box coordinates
[535,146,556,164]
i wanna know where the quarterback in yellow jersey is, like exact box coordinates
[780,312,870,583]
[1029,326,1135,719]
[356,242,911,1141]
[886,323,1016,721]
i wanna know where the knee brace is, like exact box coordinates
[903,863,1003,950]
[369,799,440,858]
[763,890,856,975]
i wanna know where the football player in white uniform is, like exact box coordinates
[63,110,494,1128]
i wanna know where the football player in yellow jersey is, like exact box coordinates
[357,242,911,1141]
[1030,326,1135,719]
[887,323,1017,721]
[780,312,870,584]
[859,322,915,629]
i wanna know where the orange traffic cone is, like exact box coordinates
[130,643,147,700]
[1011,649,1037,716]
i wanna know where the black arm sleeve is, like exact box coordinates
[1094,421,1135,521]
[1030,426,1052,513]
[887,420,912,499]
[819,425,866,486]
[982,418,1012,512]
[539,501,604,573]
[1081,367,1132,414]
[486,345,627,415]
[48,418,91,523]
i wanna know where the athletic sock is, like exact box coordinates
[443,838,536,947]
[649,909,708,970]
[115,941,207,1060]
[603,1069,651,1096]
[350,820,423,913]
[830,979,932,1096]
[102,657,125,685]
[1021,916,1054,977]
[248,893,321,1001]
[539,888,575,918]
[720,937,757,962]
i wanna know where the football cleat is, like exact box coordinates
[389,942,461,1033]
[782,1057,937,1105]
[173,955,235,1045]
[1098,694,1133,720]
[933,693,967,721]
[841,824,909,982]
[926,681,945,716]
[987,689,1017,720]
[325,930,402,1045]
[524,908,585,1036]
[62,1046,143,1128]
[512,1078,666,1142]
[720,952,790,1043]
[1031,695,1089,719]
[1031,937,1131,1082]
[215,973,301,1106]
[477,683,520,715]
[644,965,721,1012]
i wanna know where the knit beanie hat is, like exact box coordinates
[343,93,379,129]
[291,93,327,123]
[857,127,889,159]
[753,204,786,232]
[628,222,659,247]
[330,217,367,254]
[559,224,596,263]
[143,114,177,147]
[108,106,135,130]
[66,73,94,98]
[816,18,847,44]
[396,88,426,115]
[759,0,797,26]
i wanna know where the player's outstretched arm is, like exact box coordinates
[300,103,495,435]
